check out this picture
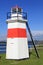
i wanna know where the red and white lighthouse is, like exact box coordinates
[6,6,29,59]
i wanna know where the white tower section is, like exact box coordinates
[6,6,29,59]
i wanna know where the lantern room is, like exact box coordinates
[11,6,22,13]
[6,6,27,23]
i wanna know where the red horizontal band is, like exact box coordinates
[7,28,27,38]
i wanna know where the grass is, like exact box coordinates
[0,49,43,65]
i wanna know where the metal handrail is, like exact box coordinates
[7,12,27,19]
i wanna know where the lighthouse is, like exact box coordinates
[6,6,29,59]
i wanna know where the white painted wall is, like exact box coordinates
[8,22,26,29]
[6,38,29,59]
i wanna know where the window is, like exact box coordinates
[12,8,16,13]
[18,8,21,12]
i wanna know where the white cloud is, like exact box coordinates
[31,30,43,36]
[0,35,7,41]
[27,30,43,41]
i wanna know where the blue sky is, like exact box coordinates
[0,0,43,40]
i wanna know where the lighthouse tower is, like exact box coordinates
[6,6,29,59]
